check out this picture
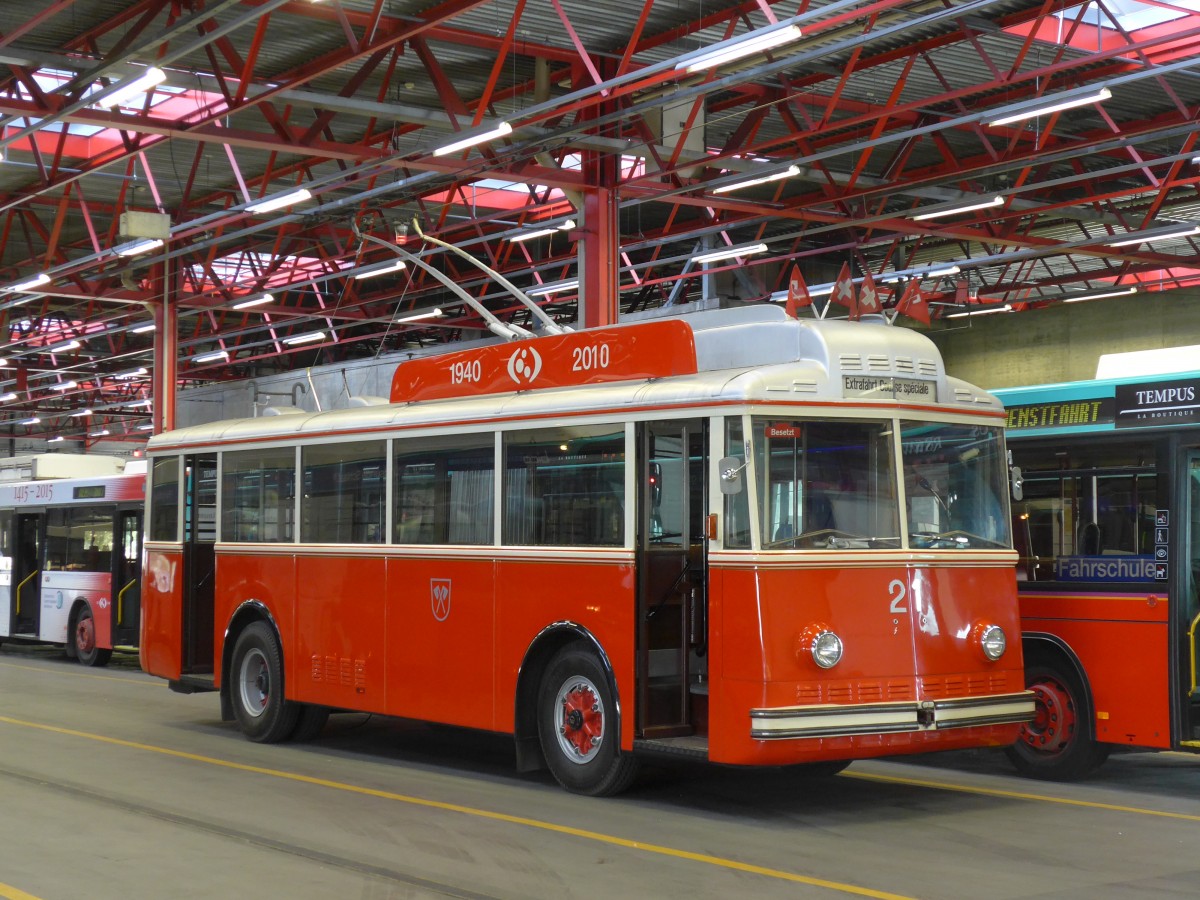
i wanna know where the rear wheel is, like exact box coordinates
[230,621,299,743]
[72,605,112,668]
[538,645,638,796]
[1005,661,1109,780]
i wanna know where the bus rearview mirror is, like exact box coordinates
[719,456,745,494]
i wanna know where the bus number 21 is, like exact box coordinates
[888,579,907,614]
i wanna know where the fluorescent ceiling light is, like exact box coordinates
[70,408,93,417]
[945,304,1012,318]
[49,339,81,352]
[769,283,836,300]
[685,24,803,73]
[232,293,274,309]
[96,66,167,109]
[693,243,768,264]
[925,265,962,278]
[910,196,1004,221]
[353,260,406,280]
[131,322,156,334]
[192,349,229,363]
[89,428,110,437]
[46,435,64,443]
[49,380,78,391]
[114,367,148,379]
[1106,224,1200,247]
[0,391,17,402]
[20,416,40,425]
[508,219,576,242]
[396,308,444,323]
[527,279,579,297]
[433,121,512,157]
[1062,287,1138,303]
[136,424,154,431]
[283,330,325,346]
[9,272,50,291]
[246,187,312,214]
[880,264,962,283]
[988,87,1111,127]
[712,165,800,194]
[116,238,163,257]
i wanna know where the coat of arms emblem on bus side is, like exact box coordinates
[431,578,452,621]
[506,346,542,385]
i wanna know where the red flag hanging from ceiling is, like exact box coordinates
[831,262,859,320]
[785,265,811,318]
[858,269,881,315]
[896,279,931,326]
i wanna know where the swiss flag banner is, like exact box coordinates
[831,262,859,320]
[785,265,811,318]
[858,269,881,315]
[896,280,931,326]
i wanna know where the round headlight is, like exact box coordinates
[811,630,844,669]
[979,624,1006,661]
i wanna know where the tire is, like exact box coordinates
[537,645,638,796]
[230,621,300,743]
[1005,661,1110,780]
[72,604,113,668]
[290,704,330,742]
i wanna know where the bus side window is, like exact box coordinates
[723,417,750,548]
[502,425,625,547]
[394,436,494,545]
[301,440,387,544]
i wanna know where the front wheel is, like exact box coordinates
[537,645,638,796]
[72,604,112,668]
[1005,661,1109,780]
[230,621,299,743]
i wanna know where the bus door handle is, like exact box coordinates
[117,578,138,626]
[14,569,38,616]
[688,586,707,655]
[647,560,690,620]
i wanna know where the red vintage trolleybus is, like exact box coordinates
[0,462,144,666]
[141,305,1032,794]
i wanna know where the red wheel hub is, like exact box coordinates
[560,683,603,758]
[75,615,96,654]
[1020,678,1076,755]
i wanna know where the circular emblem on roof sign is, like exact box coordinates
[507,346,543,385]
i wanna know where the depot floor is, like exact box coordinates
[1,644,1197,900]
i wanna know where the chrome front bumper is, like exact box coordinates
[750,691,1035,740]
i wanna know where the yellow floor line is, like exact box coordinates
[0,660,162,687]
[0,714,911,899]
[0,882,43,900]
[845,769,1200,821]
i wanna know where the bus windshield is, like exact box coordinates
[756,417,900,549]
[901,422,1010,549]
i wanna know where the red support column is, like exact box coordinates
[580,185,619,329]
[151,256,178,434]
[579,57,620,331]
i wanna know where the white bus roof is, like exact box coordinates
[149,307,1001,452]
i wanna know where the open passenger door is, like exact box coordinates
[635,420,708,740]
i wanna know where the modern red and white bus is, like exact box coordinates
[997,369,1200,779]
[140,305,1032,794]
[0,459,145,666]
